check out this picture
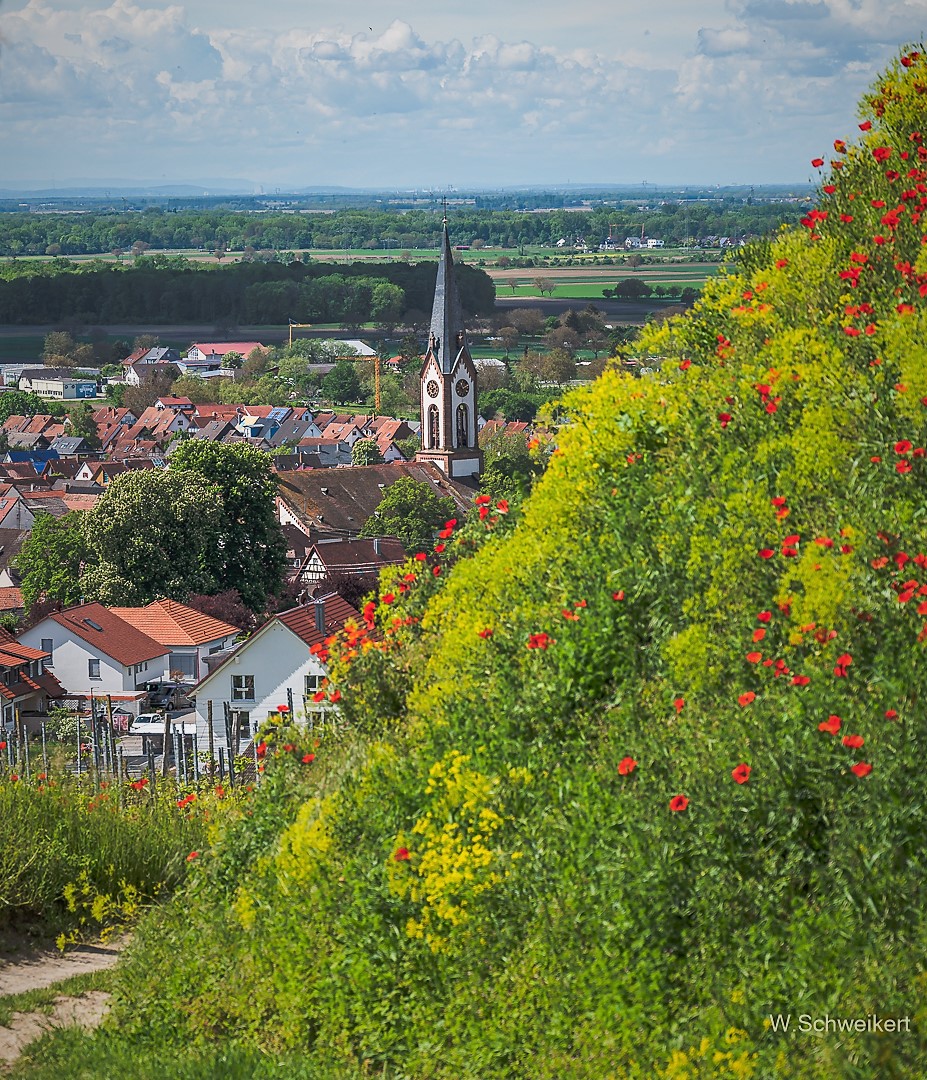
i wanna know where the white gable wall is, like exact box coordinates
[194,620,331,754]
[19,619,168,705]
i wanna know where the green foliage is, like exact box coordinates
[321,360,361,404]
[0,774,207,934]
[65,400,101,448]
[16,512,90,613]
[0,389,62,423]
[168,441,287,611]
[81,470,221,605]
[359,475,456,552]
[350,438,383,466]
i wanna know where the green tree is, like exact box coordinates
[42,331,75,363]
[322,360,361,405]
[359,475,455,552]
[351,438,384,466]
[168,441,287,610]
[169,374,214,404]
[81,471,221,605]
[0,390,51,423]
[478,428,542,500]
[16,512,91,613]
[66,401,101,448]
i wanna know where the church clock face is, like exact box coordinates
[426,379,440,398]
[455,379,470,396]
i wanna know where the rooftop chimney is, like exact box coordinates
[314,598,325,634]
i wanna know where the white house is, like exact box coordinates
[108,599,240,683]
[192,594,358,755]
[20,603,169,714]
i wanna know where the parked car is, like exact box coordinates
[143,680,191,711]
[129,713,168,736]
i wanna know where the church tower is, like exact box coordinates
[415,218,483,479]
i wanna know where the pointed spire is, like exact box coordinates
[428,221,466,375]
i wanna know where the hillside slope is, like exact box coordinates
[28,47,927,1080]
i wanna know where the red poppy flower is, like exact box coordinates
[478,627,493,639]
[669,795,689,812]
[850,762,872,777]
[612,590,625,601]
[757,610,772,622]
[823,184,837,194]
[792,675,811,686]
[770,496,787,507]
[562,609,580,621]
[738,692,756,707]
[329,690,341,703]
[186,851,199,862]
[618,756,638,776]
[302,753,315,764]
[673,697,685,714]
[495,500,509,513]
[444,519,457,530]
[526,632,552,650]
[718,412,732,428]
[394,847,411,862]
[885,709,899,719]
[312,690,326,703]
[819,715,842,735]
[897,460,913,474]
[679,359,692,370]
[843,734,865,748]
[859,120,872,131]
[434,543,446,553]
[256,741,267,758]
[746,651,762,664]
[0,741,6,751]
[130,778,148,791]
[752,628,766,642]
[9,774,17,783]
[414,552,427,562]
[775,259,789,269]
[758,549,775,560]
[475,494,491,506]
[381,593,395,605]
[873,147,892,162]
[731,763,751,784]
[811,158,825,167]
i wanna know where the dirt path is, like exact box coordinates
[0,939,124,998]
[0,938,127,1067]
[0,991,111,1065]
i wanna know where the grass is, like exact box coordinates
[0,773,210,938]
[0,969,114,1027]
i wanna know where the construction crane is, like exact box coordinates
[288,320,313,347]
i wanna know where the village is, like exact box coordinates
[0,229,531,781]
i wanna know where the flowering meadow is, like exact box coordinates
[17,47,927,1079]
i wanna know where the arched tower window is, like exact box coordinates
[456,403,469,448]
[428,404,440,450]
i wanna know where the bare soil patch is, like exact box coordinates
[0,991,110,1065]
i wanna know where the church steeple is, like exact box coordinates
[428,220,467,375]
[415,213,483,481]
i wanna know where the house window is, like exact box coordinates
[232,674,255,701]
[41,638,53,663]
[88,658,101,679]
[304,673,324,696]
[170,652,198,679]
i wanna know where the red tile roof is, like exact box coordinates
[276,594,361,648]
[48,604,168,666]
[109,599,238,646]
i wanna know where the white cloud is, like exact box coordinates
[1,0,926,186]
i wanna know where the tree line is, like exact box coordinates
[0,258,495,326]
[0,203,805,259]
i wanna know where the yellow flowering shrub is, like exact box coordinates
[388,750,528,951]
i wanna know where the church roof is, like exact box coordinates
[429,222,467,375]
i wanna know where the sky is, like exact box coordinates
[1,0,926,191]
